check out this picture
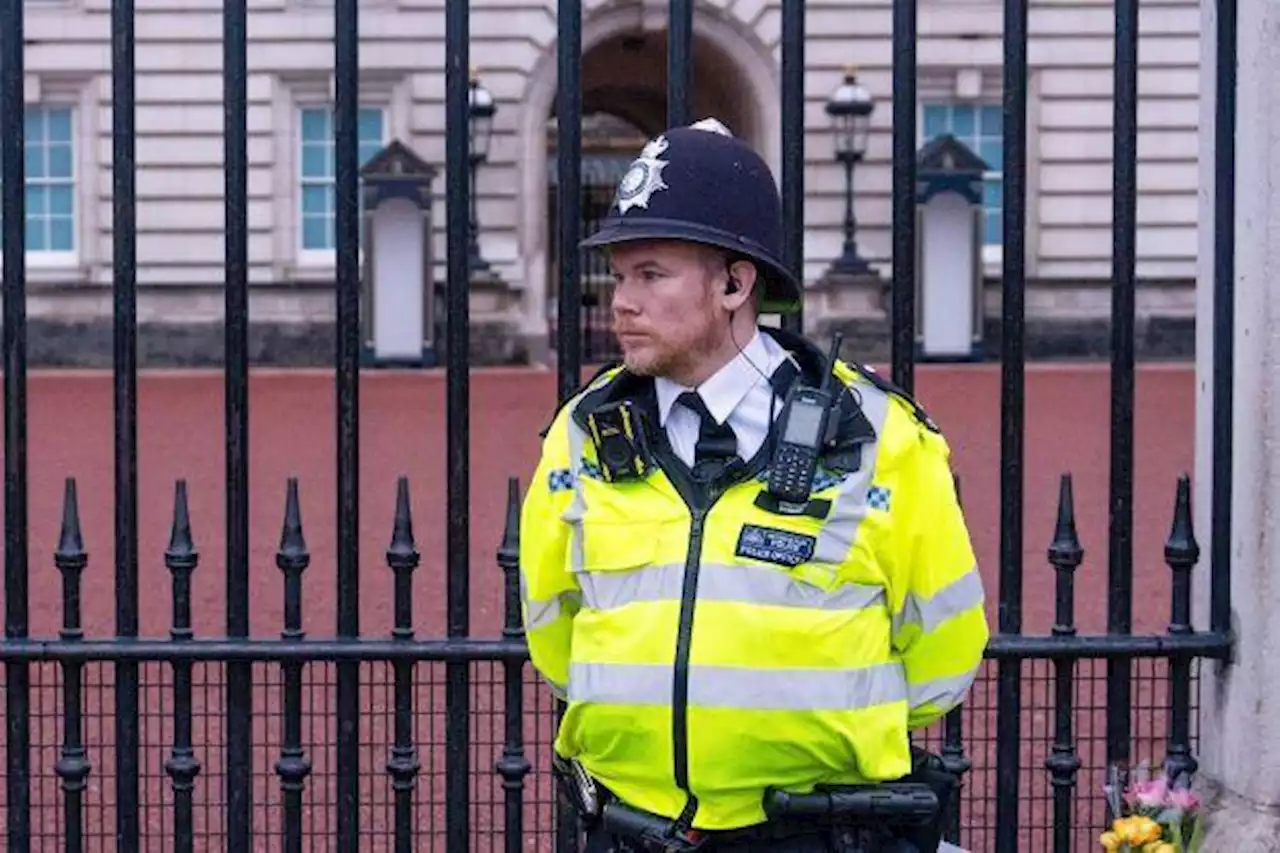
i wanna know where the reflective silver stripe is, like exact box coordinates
[561,413,590,573]
[540,676,567,702]
[578,561,885,613]
[907,667,979,712]
[811,386,892,565]
[524,594,564,631]
[568,661,907,711]
[894,566,986,636]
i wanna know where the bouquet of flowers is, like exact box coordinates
[1098,763,1205,853]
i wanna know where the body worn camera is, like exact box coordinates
[765,333,844,507]
[586,400,653,483]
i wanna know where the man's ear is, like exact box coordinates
[724,258,759,311]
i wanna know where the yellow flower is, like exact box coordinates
[1127,817,1163,845]
[1147,844,1175,853]
[1099,830,1122,851]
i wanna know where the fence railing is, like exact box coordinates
[0,463,1221,852]
[0,0,1238,850]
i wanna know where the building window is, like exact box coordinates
[4,105,76,254]
[922,103,1002,247]
[298,105,386,252]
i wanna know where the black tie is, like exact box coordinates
[675,391,738,478]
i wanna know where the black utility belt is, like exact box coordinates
[552,756,946,852]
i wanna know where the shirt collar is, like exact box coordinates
[654,329,781,426]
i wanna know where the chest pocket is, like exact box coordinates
[572,475,690,595]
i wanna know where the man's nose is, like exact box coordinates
[611,279,639,315]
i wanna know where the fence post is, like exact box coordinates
[994,0,1029,844]
[444,4,474,852]
[386,477,422,853]
[275,479,312,853]
[55,479,90,853]
[1162,475,1198,783]
[1045,474,1083,853]
[1,0,31,846]
[163,481,201,853]
[496,477,533,853]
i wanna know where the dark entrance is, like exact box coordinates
[547,112,650,365]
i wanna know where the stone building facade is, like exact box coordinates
[14,0,1200,366]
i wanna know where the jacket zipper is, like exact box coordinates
[671,506,706,806]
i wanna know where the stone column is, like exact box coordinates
[1192,0,1280,846]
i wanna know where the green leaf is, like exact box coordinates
[1188,814,1205,853]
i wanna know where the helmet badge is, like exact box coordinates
[615,135,670,215]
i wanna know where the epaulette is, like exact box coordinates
[849,364,940,434]
[537,361,623,439]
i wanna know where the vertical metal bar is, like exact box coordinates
[111,0,141,847]
[1106,0,1139,780]
[223,0,252,846]
[553,6,582,849]
[779,0,804,335]
[1163,475,1199,781]
[55,479,90,853]
[1210,0,1236,638]
[386,478,421,853]
[555,0,582,406]
[890,0,916,390]
[1046,474,1083,853]
[275,479,311,853]
[667,0,692,127]
[994,0,1028,847]
[938,473,970,846]
[939,709,967,844]
[445,4,472,853]
[333,0,362,848]
[496,478,532,853]
[163,481,201,853]
[0,0,30,848]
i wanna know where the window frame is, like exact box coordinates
[295,103,389,263]
[20,104,79,262]
[918,99,1005,268]
[273,71,408,278]
[0,76,97,278]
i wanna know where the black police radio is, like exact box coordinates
[766,332,844,505]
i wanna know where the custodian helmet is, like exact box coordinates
[579,118,802,314]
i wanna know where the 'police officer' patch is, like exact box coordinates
[734,524,816,568]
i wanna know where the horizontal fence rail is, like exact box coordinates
[0,468,1230,851]
[0,1,1238,853]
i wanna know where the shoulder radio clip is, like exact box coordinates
[763,332,844,509]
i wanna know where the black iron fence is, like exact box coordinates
[0,0,1237,852]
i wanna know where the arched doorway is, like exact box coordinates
[524,14,776,366]
[547,111,650,363]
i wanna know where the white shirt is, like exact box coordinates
[654,330,792,469]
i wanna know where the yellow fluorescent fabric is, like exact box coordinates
[518,361,990,830]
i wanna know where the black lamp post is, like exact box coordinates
[824,67,875,275]
[467,70,495,275]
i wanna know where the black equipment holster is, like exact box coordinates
[554,749,958,853]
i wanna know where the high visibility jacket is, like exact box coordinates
[519,328,989,831]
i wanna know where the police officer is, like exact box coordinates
[519,118,989,852]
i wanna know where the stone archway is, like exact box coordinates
[516,7,779,365]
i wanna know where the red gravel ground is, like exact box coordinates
[0,362,1199,851]
[9,362,1195,641]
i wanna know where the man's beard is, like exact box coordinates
[620,325,723,380]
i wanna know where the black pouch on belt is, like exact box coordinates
[888,749,958,853]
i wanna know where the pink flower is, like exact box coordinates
[1168,787,1200,811]
[1130,778,1169,809]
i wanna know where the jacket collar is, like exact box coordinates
[571,327,878,459]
